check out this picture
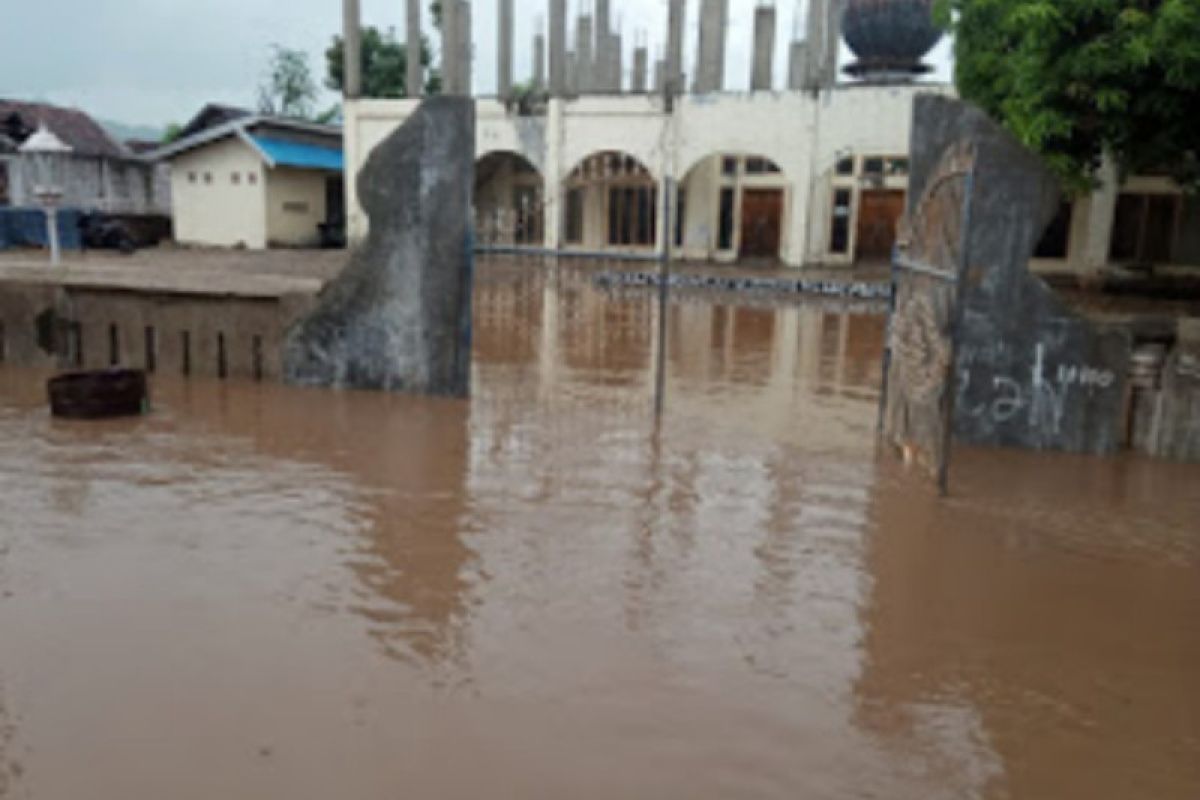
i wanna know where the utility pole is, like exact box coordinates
[654,56,678,419]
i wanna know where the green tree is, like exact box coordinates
[258,45,319,119]
[937,0,1200,191]
[326,25,441,98]
[161,123,183,144]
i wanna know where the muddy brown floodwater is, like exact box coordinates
[0,260,1198,799]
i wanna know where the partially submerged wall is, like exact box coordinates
[907,96,1132,455]
[0,280,314,382]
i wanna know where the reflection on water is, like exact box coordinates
[0,257,1197,799]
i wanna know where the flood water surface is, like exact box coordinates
[0,263,1198,799]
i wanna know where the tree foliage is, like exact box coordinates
[325,25,441,98]
[937,0,1200,192]
[258,45,319,119]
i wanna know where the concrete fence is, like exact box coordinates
[0,281,314,383]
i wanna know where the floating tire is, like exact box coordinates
[48,369,149,420]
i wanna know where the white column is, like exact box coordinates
[1077,156,1118,276]
[543,98,565,250]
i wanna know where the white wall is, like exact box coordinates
[343,86,947,267]
[169,137,267,249]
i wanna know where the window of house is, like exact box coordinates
[248,173,258,185]
[885,157,909,176]
[565,188,584,244]
[675,187,686,248]
[203,172,212,184]
[187,171,197,184]
[836,157,855,177]
[722,156,738,177]
[1176,196,1200,264]
[231,172,241,185]
[636,187,657,246]
[1035,201,1074,260]
[745,157,781,175]
[862,157,885,176]
[830,188,853,254]
[1111,193,1189,264]
[608,186,657,246]
[608,187,624,245]
[718,187,736,251]
[512,185,541,244]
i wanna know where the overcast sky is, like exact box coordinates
[0,0,952,130]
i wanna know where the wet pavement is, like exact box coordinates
[0,259,1197,799]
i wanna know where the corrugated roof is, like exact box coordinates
[0,99,128,159]
[251,136,343,172]
[178,104,252,141]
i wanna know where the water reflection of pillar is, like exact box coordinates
[349,401,474,674]
[722,305,736,379]
[668,302,712,379]
[538,270,561,400]
[835,311,851,391]
[796,306,825,387]
[769,305,801,399]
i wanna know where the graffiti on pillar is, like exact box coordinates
[880,141,976,492]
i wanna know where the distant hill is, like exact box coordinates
[98,118,165,144]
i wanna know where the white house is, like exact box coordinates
[155,115,344,250]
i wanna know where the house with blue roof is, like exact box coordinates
[152,112,343,249]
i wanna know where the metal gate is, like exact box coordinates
[879,142,976,493]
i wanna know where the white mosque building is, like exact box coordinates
[339,0,1200,275]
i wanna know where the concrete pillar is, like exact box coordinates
[566,52,579,95]
[497,0,513,96]
[406,0,423,97]
[804,0,842,90]
[576,15,594,94]
[594,34,611,92]
[695,0,727,93]
[751,5,776,91]
[343,0,362,98]
[597,0,611,42]
[534,33,546,89]
[788,40,807,90]
[1078,156,1119,275]
[666,0,685,93]
[633,47,649,93]
[441,0,460,94]
[543,98,565,250]
[610,33,623,92]
[595,0,614,92]
[549,0,567,96]
[458,0,473,96]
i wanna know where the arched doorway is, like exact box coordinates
[474,151,544,246]
[562,151,658,251]
[677,153,786,262]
